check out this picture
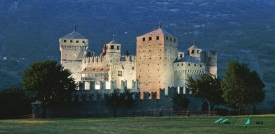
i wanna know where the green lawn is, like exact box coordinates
[0,115,275,134]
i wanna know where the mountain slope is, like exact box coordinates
[0,0,274,108]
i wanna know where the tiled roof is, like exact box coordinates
[61,31,86,39]
[175,56,203,64]
[80,67,109,74]
[138,28,173,37]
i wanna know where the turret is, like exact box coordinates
[101,35,121,63]
[188,45,201,61]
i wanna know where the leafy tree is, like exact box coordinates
[221,60,265,115]
[0,87,31,119]
[187,73,224,111]
[22,60,76,118]
[172,93,190,111]
[106,88,134,117]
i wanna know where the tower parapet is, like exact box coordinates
[59,26,91,81]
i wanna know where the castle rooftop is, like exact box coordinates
[108,39,119,44]
[107,35,119,44]
[188,45,201,50]
[61,25,86,39]
[138,28,173,37]
[62,31,86,39]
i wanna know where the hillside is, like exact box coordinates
[0,0,274,108]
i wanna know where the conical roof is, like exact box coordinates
[138,28,173,37]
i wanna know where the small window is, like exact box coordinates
[166,37,168,40]
[188,63,190,66]
[174,38,176,42]
[70,40,73,43]
[192,50,194,54]
[111,45,114,49]
[197,50,200,54]
[149,37,152,41]
[156,36,159,40]
[64,40,67,42]
[118,71,122,76]
[200,64,202,67]
[180,54,183,58]
[117,46,119,50]
[170,38,172,41]
[82,41,85,43]
[194,64,196,66]
[143,37,145,41]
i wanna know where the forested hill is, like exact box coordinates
[0,0,275,107]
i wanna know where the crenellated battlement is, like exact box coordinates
[122,55,136,63]
[72,87,191,102]
[83,56,107,65]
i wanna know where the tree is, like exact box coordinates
[187,73,224,111]
[22,60,76,118]
[106,88,134,117]
[172,93,190,111]
[221,60,265,115]
[0,87,31,119]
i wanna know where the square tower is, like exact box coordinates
[59,29,89,81]
[136,28,178,98]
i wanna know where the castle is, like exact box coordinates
[32,25,218,117]
[59,25,217,98]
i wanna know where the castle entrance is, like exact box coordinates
[202,101,209,111]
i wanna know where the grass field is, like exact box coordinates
[0,115,275,134]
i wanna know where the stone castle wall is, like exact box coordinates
[32,87,205,118]
[59,38,89,81]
